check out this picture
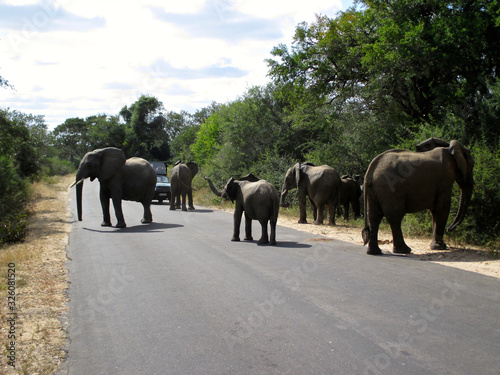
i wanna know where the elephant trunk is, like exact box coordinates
[280,189,290,207]
[205,177,222,197]
[75,169,85,221]
[447,184,473,232]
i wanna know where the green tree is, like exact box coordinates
[120,95,169,160]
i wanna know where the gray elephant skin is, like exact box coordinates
[362,138,474,255]
[73,147,156,228]
[206,175,279,245]
[170,161,198,211]
[280,163,341,225]
[339,175,362,220]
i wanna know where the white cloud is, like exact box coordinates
[0,0,349,128]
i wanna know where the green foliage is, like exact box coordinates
[0,156,30,245]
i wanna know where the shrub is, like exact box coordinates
[0,156,30,245]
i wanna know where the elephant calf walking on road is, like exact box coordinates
[170,161,198,211]
[72,147,156,228]
[362,138,475,255]
[280,162,341,225]
[206,175,279,245]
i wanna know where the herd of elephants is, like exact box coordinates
[70,137,474,255]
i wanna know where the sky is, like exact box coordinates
[0,0,353,129]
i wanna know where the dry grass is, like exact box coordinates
[0,175,73,374]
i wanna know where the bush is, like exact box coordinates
[41,157,75,176]
[0,156,30,245]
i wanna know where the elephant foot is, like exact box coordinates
[269,240,277,246]
[188,206,195,211]
[393,244,412,254]
[169,207,176,211]
[141,218,152,224]
[115,222,127,228]
[101,221,112,227]
[313,220,324,225]
[231,237,240,242]
[258,237,269,245]
[430,241,447,250]
[298,219,307,224]
[367,246,383,255]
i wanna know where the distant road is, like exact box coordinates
[60,179,500,374]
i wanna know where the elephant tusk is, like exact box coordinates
[70,178,85,188]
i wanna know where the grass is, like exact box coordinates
[0,174,73,375]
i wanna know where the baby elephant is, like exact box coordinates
[206,175,279,245]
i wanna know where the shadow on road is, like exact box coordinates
[274,241,313,249]
[82,222,183,233]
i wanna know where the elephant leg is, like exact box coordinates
[328,202,336,225]
[169,190,177,210]
[232,207,243,241]
[141,201,153,224]
[386,213,411,253]
[111,196,126,228]
[244,213,253,241]
[298,193,308,223]
[352,199,360,219]
[309,196,318,222]
[343,203,349,220]
[188,190,195,210]
[314,203,324,225]
[430,208,448,250]
[269,217,277,246]
[181,192,187,211]
[257,219,269,244]
[176,195,181,209]
[99,189,112,227]
[366,205,383,255]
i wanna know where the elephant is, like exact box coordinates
[362,139,474,255]
[72,147,156,228]
[169,161,198,211]
[205,174,279,245]
[338,175,362,220]
[280,162,341,225]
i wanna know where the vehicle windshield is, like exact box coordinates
[157,175,170,183]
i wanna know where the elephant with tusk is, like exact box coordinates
[362,138,475,255]
[72,147,156,228]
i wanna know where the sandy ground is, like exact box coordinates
[276,211,500,279]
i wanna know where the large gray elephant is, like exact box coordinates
[280,162,341,225]
[362,139,474,255]
[338,175,362,220]
[72,147,156,228]
[206,175,279,245]
[169,161,198,211]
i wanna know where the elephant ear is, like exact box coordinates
[416,138,450,152]
[224,177,238,203]
[97,148,126,181]
[187,162,198,177]
[294,163,302,187]
[450,140,474,183]
[239,173,259,182]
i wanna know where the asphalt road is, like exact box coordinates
[59,179,500,375]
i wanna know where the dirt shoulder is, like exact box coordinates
[276,211,500,279]
[0,175,73,374]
